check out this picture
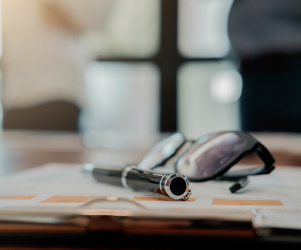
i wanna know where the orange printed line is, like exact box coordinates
[0,195,37,200]
[133,197,196,202]
[212,199,283,206]
[40,196,98,203]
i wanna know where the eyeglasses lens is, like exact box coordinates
[176,133,247,180]
[138,133,186,170]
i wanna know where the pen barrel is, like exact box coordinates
[123,167,191,201]
[91,164,191,201]
[92,164,124,187]
[123,167,164,195]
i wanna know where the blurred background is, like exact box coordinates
[0,0,301,149]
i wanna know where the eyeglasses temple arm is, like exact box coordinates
[218,165,274,180]
[229,178,249,193]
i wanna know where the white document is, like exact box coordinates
[0,163,300,229]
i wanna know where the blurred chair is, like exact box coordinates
[3,101,80,131]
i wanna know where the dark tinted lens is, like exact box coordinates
[138,133,186,170]
[176,133,247,179]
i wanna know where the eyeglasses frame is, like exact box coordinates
[146,131,275,183]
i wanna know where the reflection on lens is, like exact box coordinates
[176,133,246,180]
[138,133,186,170]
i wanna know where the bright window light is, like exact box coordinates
[210,69,242,104]
[178,0,233,58]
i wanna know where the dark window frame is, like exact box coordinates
[97,0,219,132]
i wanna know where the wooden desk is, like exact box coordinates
[0,130,152,177]
[0,130,301,249]
[1,130,301,177]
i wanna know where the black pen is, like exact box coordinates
[83,163,192,201]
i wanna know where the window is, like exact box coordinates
[82,0,240,148]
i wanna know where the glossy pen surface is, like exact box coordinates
[90,163,191,201]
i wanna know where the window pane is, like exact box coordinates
[82,62,160,148]
[177,61,241,139]
[178,0,233,58]
[80,0,160,58]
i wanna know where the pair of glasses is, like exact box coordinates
[137,131,275,193]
